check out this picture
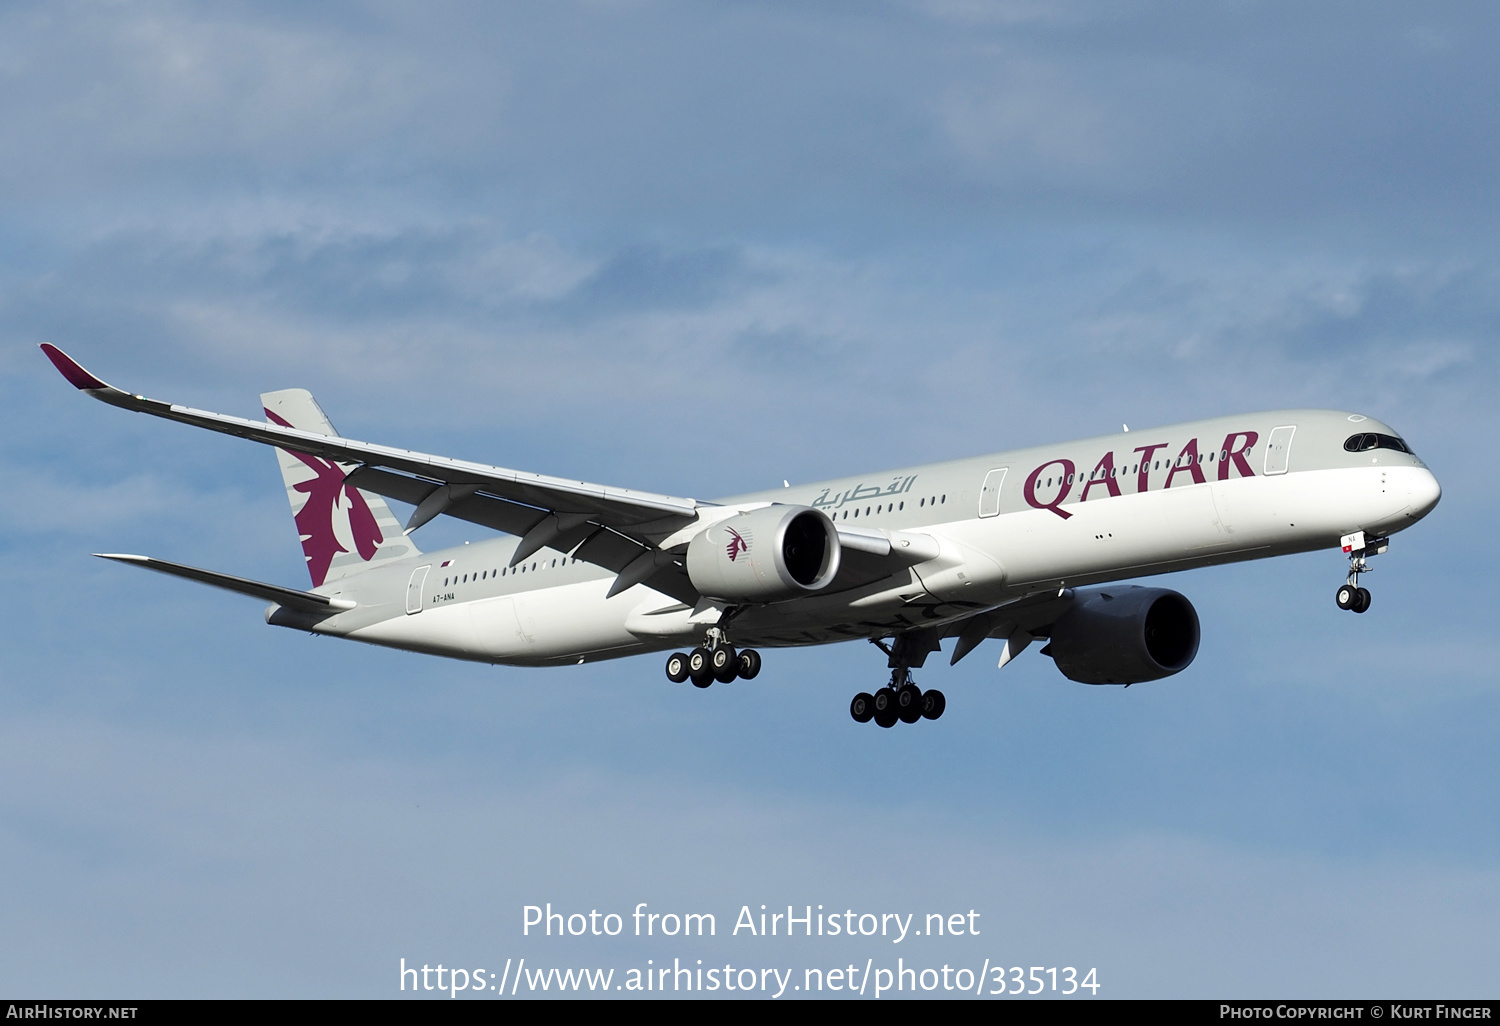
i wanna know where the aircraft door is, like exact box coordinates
[1263,426,1296,476]
[406,565,431,614]
[979,467,1008,518]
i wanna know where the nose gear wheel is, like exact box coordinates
[1335,532,1385,614]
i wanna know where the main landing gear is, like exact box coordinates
[664,625,762,688]
[850,635,945,728]
[1335,531,1387,614]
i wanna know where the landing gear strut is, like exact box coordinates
[1335,531,1387,614]
[852,635,945,727]
[664,620,762,688]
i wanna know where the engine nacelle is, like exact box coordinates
[685,505,840,602]
[1048,586,1200,685]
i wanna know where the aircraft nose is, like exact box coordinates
[1406,467,1441,519]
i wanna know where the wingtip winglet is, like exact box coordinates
[40,343,109,391]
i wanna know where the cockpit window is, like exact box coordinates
[1343,433,1410,454]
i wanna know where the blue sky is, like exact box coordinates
[2,0,1496,998]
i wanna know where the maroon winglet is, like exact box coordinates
[40,343,109,390]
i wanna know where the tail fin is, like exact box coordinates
[261,388,419,587]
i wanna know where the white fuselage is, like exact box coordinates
[297,409,1441,666]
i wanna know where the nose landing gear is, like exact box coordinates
[1335,531,1387,614]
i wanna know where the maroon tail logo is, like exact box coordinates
[725,527,749,562]
[265,409,384,586]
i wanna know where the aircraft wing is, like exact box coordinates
[43,345,704,602]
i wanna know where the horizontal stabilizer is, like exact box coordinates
[94,554,356,613]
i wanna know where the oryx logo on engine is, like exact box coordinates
[725,527,749,562]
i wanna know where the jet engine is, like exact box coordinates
[685,505,840,602]
[1047,586,1200,685]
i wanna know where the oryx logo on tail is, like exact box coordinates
[261,390,418,587]
[265,408,383,586]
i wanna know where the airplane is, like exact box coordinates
[41,344,1442,727]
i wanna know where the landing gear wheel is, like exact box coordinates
[850,692,874,723]
[896,683,924,724]
[711,643,738,683]
[665,652,690,683]
[688,647,714,688]
[873,687,898,728]
[736,649,762,680]
[1353,587,1371,614]
[921,689,946,720]
[1336,584,1358,610]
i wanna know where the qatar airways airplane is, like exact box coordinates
[42,344,1441,727]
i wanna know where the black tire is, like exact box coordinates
[737,649,762,680]
[1336,584,1357,610]
[711,643,738,683]
[896,683,923,724]
[1354,587,1371,614]
[873,704,899,728]
[688,647,714,688]
[665,652,690,683]
[921,689,946,720]
[873,687,896,715]
[850,692,874,723]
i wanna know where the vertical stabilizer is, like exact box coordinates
[261,389,419,587]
